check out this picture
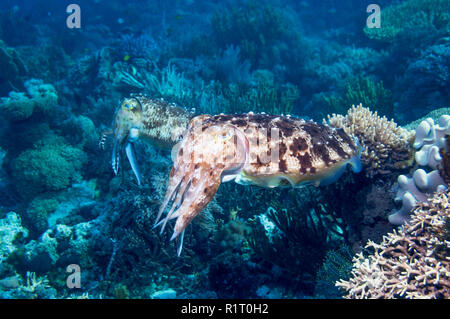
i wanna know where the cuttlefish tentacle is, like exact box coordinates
[155,122,249,255]
[109,94,193,186]
[125,141,142,186]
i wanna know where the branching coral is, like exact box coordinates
[336,189,450,299]
[326,104,415,178]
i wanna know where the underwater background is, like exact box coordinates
[0,0,448,299]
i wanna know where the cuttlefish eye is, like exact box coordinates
[121,98,141,112]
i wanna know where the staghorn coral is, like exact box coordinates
[326,104,415,178]
[336,189,450,299]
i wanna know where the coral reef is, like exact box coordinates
[395,42,450,122]
[363,0,449,44]
[336,190,450,299]
[0,212,28,264]
[0,0,447,300]
[389,115,449,225]
[323,76,394,119]
[0,91,35,122]
[439,134,450,184]
[314,245,354,298]
[11,134,87,199]
[0,40,27,95]
[326,104,415,178]
[0,79,57,122]
[414,115,450,169]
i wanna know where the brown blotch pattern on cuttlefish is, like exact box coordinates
[155,113,362,255]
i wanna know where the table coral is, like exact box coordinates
[336,190,450,299]
[326,104,415,178]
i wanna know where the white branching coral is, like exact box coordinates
[337,190,450,299]
[326,104,415,178]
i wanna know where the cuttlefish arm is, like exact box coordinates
[155,121,249,255]
[111,97,143,185]
[109,95,194,186]
[125,139,142,186]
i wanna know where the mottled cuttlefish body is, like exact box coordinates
[155,113,362,255]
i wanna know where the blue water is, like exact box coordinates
[0,0,448,299]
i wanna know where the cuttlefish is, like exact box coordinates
[107,95,362,255]
[103,93,193,185]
